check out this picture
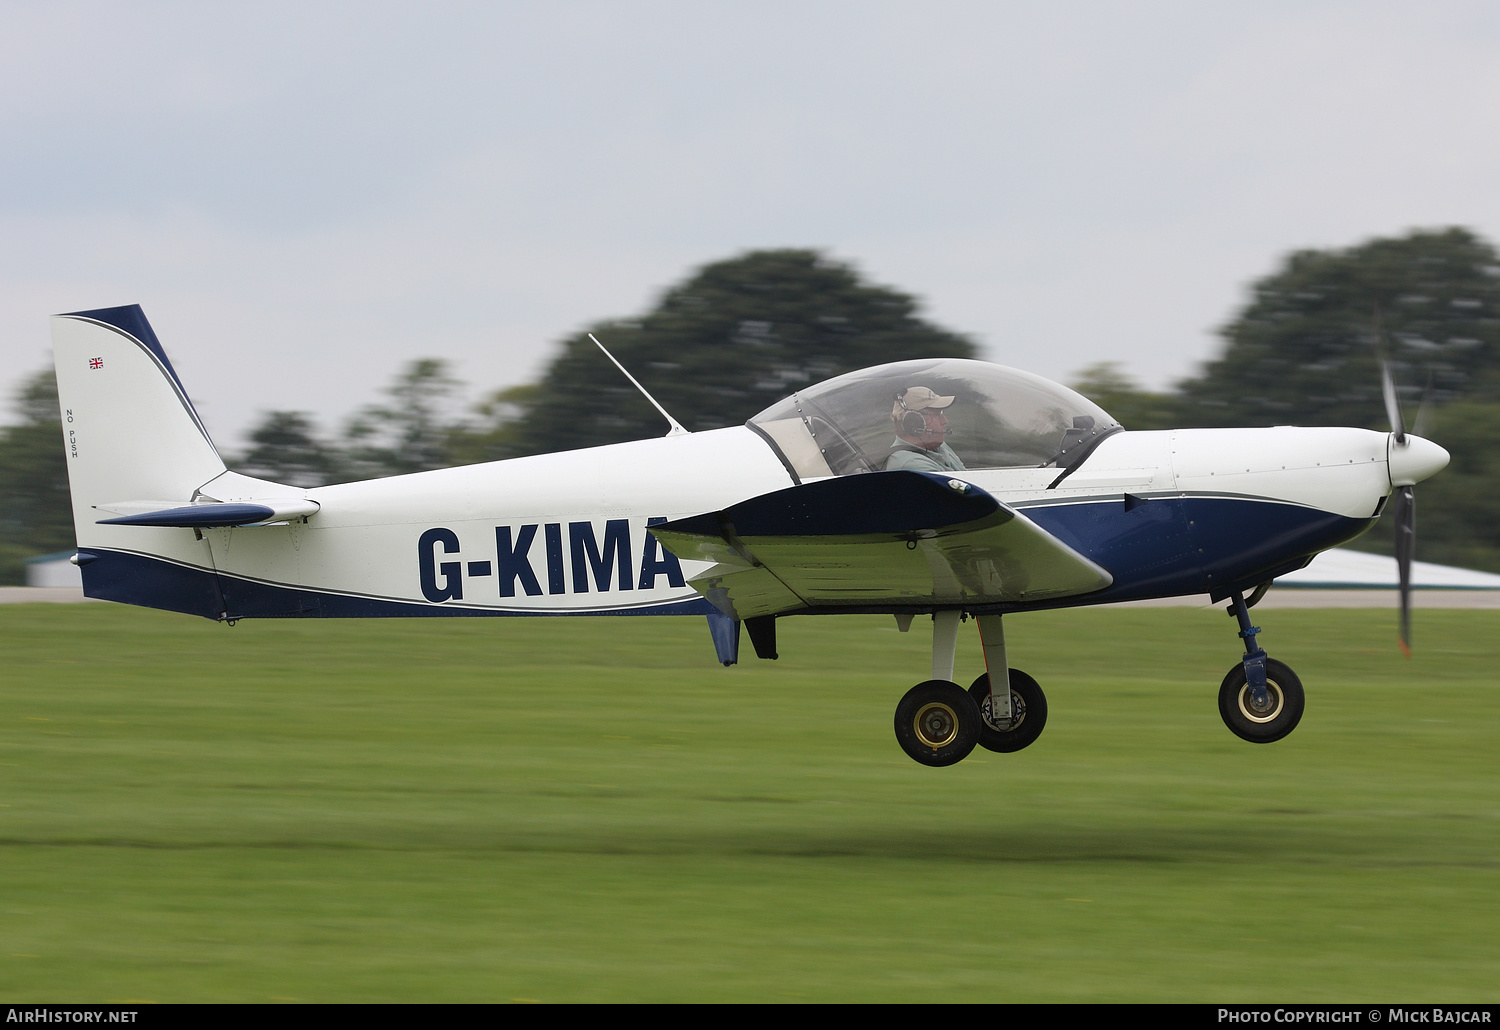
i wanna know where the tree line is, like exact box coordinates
[3,236,1499,584]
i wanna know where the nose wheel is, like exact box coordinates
[1219,590,1305,743]
[1218,658,1304,743]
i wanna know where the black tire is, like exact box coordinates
[1218,658,1305,743]
[968,670,1048,753]
[894,680,982,767]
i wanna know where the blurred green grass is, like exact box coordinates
[1,601,1496,1002]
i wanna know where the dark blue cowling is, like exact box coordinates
[1021,495,1371,604]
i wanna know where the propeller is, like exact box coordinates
[1378,357,1415,655]
[1376,322,1448,657]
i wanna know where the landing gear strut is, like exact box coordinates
[891,612,1048,766]
[1218,590,1304,743]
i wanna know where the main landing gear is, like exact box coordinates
[892,612,1048,767]
[1218,588,1304,743]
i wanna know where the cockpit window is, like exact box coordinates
[747,358,1121,479]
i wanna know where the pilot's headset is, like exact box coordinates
[894,392,928,437]
[894,390,942,437]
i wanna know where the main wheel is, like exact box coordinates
[894,680,982,767]
[968,670,1048,753]
[1218,658,1305,743]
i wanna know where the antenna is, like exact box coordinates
[589,333,689,437]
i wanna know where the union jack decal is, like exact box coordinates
[89,357,103,369]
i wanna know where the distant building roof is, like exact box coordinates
[1277,548,1500,590]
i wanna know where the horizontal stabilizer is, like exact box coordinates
[97,498,319,527]
[652,471,1112,620]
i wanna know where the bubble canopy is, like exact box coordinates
[747,358,1121,480]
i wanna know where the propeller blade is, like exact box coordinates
[1373,304,1407,444]
[1393,484,1415,657]
[1381,359,1407,445]
[1412,370,1434,440]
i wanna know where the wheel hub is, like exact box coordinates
[913,702,959,747]
[979,690,1025,733]
[1238,681,1285,723]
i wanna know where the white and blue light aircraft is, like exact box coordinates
[51,305,1450,766]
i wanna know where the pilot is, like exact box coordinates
[887,386,967,473]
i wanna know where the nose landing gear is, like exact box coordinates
[1219,590,1304,743]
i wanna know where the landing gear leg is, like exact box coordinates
[1219,592,1304,743]
[931,610,960,682]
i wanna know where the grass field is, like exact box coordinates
[1,601,1497,1002]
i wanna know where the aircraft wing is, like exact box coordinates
[650,471,1112,620]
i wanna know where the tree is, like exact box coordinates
[236,411,345,487]
[444,383,541,467]
[504,249,978,456]
[1176,228,1500,430]
[0,369,74,584]
[342,358,466,479]
[1412,400,1500,572]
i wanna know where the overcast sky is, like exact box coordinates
[3,1,1499,446]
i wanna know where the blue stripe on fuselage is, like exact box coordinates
[79,548,715,621]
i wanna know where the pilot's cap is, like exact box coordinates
[892,386,956,419]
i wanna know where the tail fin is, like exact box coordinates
[51,305,226,549]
